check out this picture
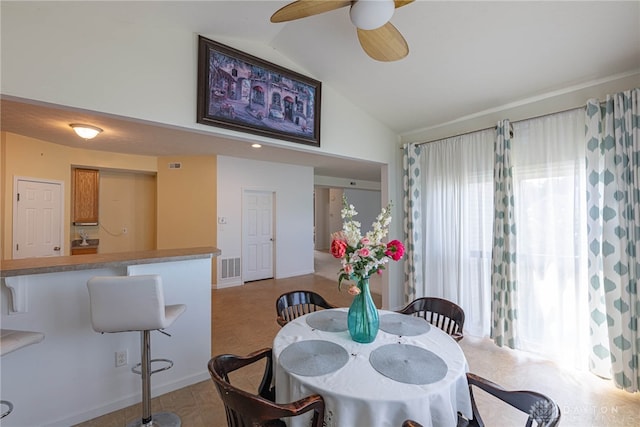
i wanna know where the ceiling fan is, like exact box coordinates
[271,0,414,62]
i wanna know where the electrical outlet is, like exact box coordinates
[115,350,128,367]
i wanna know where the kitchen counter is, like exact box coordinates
[0,246,220,278]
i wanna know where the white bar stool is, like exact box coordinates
[0,329,45,419]
[87,274,186,427]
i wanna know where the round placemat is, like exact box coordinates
[306,310,348,332]
[369,344,447,384]
[279,340,349,376]
[379,313,431,336]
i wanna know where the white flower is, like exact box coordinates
[330,195,403,290]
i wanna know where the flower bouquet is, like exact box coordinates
[330,195,404,342]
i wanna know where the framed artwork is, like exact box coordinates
[197,36,321,147]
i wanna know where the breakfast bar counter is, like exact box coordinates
[0,246,219,426]
[1,246,220,277]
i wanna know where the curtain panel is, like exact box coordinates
[491,120,519,349]
[403,131,494,337]
[585,88,639,392]
[510,110,588,366]
[402,143,423,304]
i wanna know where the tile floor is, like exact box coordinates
[75,253,639,427]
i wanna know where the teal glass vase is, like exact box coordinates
[347,276,379,343]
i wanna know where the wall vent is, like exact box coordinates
[221,257,241,279]
[168,162,182,169]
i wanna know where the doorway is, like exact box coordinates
[13,177,64,259]
[242,190,274,282]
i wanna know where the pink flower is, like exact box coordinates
[358,247,370,257]
[331,239,348,259]
[343,264,353,275]
[360,237,370,245]
[385,240,405,261]
[347,285,361,296]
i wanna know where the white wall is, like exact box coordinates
[344,189,382,236]
[314,188,382,251]
[329,188,345,244]
[401,72,640,144]
[314,188,330,250]
[216,156,314,286]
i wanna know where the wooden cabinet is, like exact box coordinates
[71,247,98,255]
[72,168,99,225]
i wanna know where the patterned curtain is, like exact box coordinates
[490,120,519,348]
[402,143,423,304]
[585,88,639,392]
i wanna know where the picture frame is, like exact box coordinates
[197,36,321,147]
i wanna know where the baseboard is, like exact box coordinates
[213,281,242,289]
[276,268,314,279]
[46,371,210,427]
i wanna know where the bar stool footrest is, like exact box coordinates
[126,411,181,427]
[131,358,174,376]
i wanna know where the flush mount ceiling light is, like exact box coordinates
[69,123,103,140]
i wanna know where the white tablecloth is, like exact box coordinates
[273,308,473,427]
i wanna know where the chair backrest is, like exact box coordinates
[208,348,325,427]
[87,275,170,333]
[464,373,561,427]
[402,374,560,427]
[275,290,336,326]
[397,297,465,341]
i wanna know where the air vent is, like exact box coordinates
[168,162,182,169]
[221,257,241,279]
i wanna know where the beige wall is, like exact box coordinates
[156,155,217,281]
[1,132,158,258]
[0,133,5,265]
[82,170,157,253]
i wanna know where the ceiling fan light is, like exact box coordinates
[349,0,395,30]
[70,123,103,140]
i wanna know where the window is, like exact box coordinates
[416,109,589,367]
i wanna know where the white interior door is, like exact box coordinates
[13,178,64,259]
[242,190,274,282]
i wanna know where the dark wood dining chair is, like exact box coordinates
[463,373,561,426]
[397,297,465,341]
[208,348,325,427]
[275,290,336,326]
[402,372,561,427]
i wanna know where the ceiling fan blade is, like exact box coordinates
[271,0,351,23]
[356,22,409,62]
[394,0,415,9]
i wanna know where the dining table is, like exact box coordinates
[273,308,473,427]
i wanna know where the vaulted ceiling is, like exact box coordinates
[2,1,639,182]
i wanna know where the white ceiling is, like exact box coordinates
[2,1,639,182]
